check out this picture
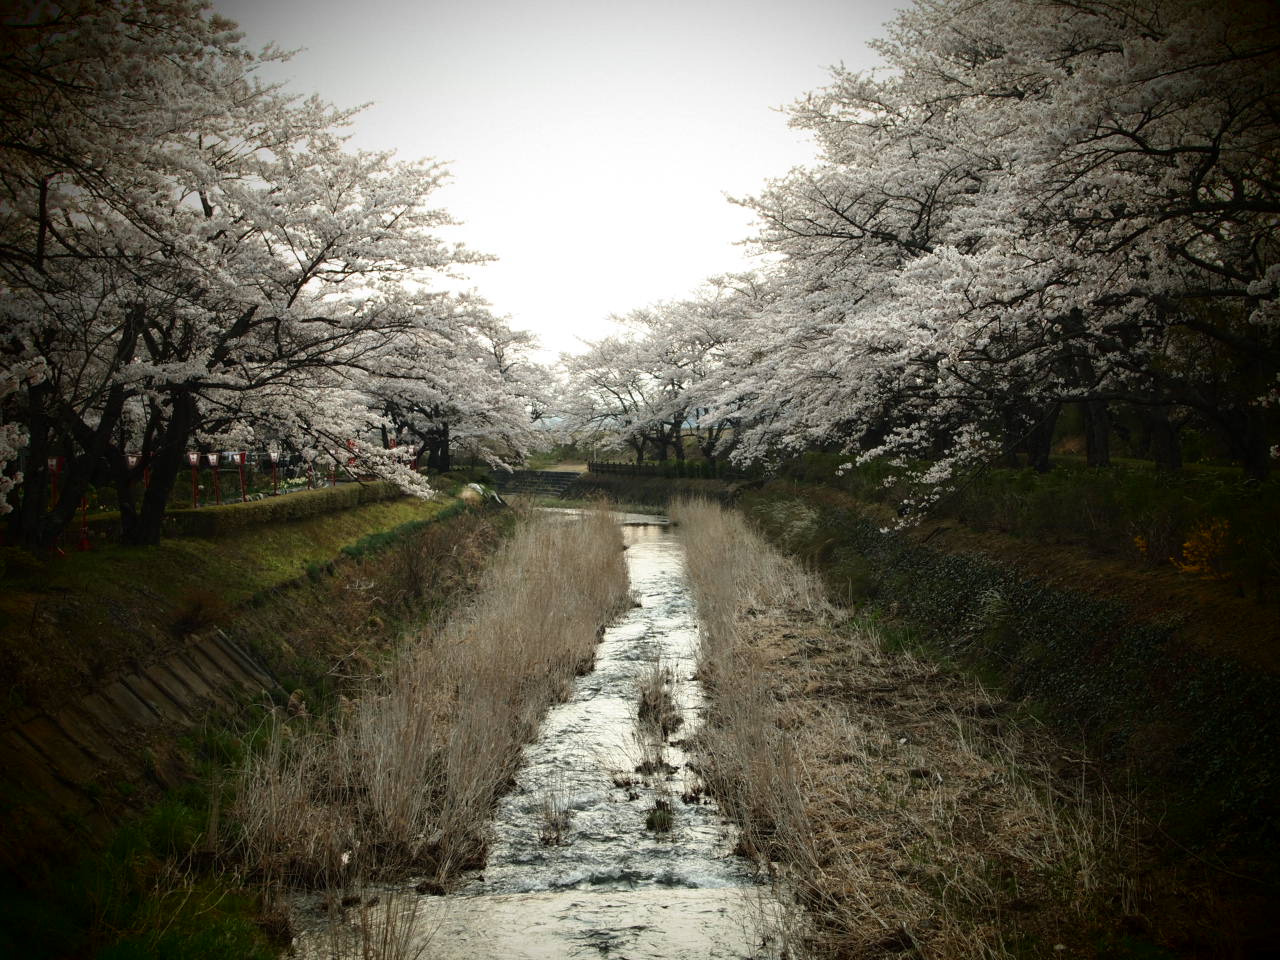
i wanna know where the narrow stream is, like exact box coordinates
[293,512,773,959]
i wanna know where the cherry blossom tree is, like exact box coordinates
[1,1,537,546]
[362,303,546,473]
[560,332,661,462]
[716,0,1278,500]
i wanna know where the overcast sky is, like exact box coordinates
[213,0,902,360]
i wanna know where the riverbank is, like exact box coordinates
[0,485,456,726]
[717,485,1278,956]
[0,492,516,958]
[676,499,1163,958]
[293,511,768,959]
[234,507,631,956]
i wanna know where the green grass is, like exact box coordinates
[0,498,513,959]
[339,498,468,559]
[0,784,275,960]
[0,492,456,723]
[783,451,1280,595]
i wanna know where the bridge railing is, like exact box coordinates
[586,460,746,480]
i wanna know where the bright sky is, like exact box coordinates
[213,0,901,360]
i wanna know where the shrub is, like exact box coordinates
[168,589,229,638]
[780,453,1279,596]
[162,482,402,538]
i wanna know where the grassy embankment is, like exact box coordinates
[744,462,1280,840]
[724,463,1278,957]
[1,481,433,724]
[0,480,522,959]
[233,506,630,955]
[784,451,1279,607]
[676,499,1154,959]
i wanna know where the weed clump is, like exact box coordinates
[538,790,571,846]
[644,798,674,833]
[168,588,228,638]
[232,507,630,940]
[636,661,682,739]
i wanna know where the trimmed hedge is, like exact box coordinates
[161,482,402,537]
[69,482,406,543]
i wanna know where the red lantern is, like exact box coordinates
[232,451,247,502]
[187,452,200,507]
[206,452,221,504]
[47,455,62,506]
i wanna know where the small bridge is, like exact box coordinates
[492,469,582,499]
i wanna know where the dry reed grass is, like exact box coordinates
[673,498,1142,959]
[224,510,506,704]
[231,506,629,951]
[636,659,683,740]
[314,891,429,960]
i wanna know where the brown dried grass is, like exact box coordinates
[673,498,1142,959]
[231,506,629,904]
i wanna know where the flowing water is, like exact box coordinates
[292,512,775,959]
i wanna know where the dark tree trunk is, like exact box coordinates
[1143,407,1183,471]
[1208,403,1271,482]
[1024,403,1061,473]
[13,383,125,549]
[113,448,138,540]
[1238,407,1270,482]
[998,405,1022,468]
[11,381,53,546]
[123,391,195,546]
[1083,399,1111,467]
[671,424,685,461]
[697,422,725,464]
[425,422,451,472]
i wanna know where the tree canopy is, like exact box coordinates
[0,0,542,545]
[559,0,1279,502]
